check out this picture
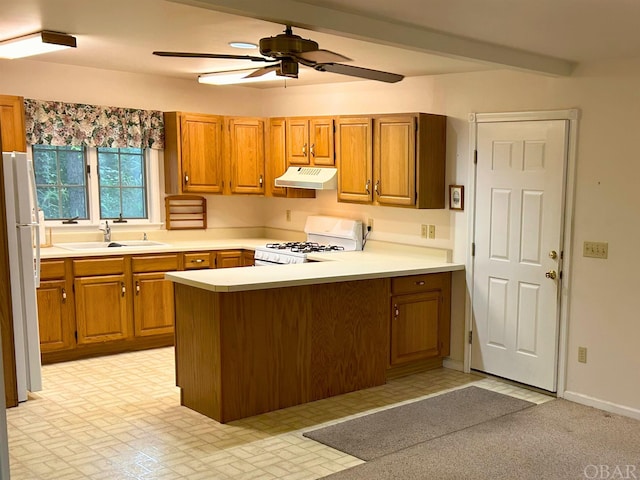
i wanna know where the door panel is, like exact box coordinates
[472,120,567,392]
[336,117,372,203]
[181,114,224,193]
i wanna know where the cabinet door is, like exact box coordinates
[241,250,255,266]
[336,117,373,203]
[227,117,265,194]
[267,118,288,197]
[75,274,129,344]
[0,95,26,152]
[374,115,416,207]
[390,291,441,365]
[286,118,310,165]
[216,250,242,268]
[133,273,175,337]
[37,280,74,352]
[310,117,335,166]
[181,113,224,193]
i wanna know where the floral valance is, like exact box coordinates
[24,99,164,150]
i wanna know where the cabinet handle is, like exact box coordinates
[184,172,189,185]
[365,179,371,195]
[310,143,315,156]
[394,304,399,318]
[302,143,307,156]
[415,280,425,286]
[135,281,140,295]
[191,258,204,263]
[121,282,126,297]
[259,174,263,187]
[62,288,67,303]
[375,180,381,196]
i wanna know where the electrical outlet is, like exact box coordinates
[428,224,436,239]
[421,224,428,238]
[578,346,587,363]
[367,218,374,230]
[583,241,608,259]
[286,210,291,222]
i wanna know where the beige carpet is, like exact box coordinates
[320,398,640,480]
[304,386,534,460]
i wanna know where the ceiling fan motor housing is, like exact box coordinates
[259,34,319,58]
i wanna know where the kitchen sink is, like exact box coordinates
[55,240,170,251]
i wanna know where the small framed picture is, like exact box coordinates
[449,185,464,211]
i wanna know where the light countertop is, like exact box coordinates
[165,243,463,292]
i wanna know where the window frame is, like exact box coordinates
[30,147,162,229]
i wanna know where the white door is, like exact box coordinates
[472,120,567,392]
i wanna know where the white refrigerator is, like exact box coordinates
[2,151,43,403]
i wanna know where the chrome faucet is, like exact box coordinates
[100,221,111,242]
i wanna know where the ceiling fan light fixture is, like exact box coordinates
[228,41,258,49]
[0,31,76,59]
[198,68,280,85]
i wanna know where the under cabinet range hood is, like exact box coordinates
[274,166,337,190]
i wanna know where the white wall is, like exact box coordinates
[2,55,640,413]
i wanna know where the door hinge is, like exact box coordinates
[86,165,91,175]
[474,150,478,164]
[559,270,563,280]
[74,331,78,342]
[471,243,476,256]
[468,330,473,344]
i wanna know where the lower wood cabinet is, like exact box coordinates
[133,272,175,337]
[389,272,451,372]
[74,274,129,344]
[38,249,255,363]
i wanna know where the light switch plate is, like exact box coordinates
[583,241,608,259]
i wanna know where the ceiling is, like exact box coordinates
[1,0,639,89]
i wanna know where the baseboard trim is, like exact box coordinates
[443,358,464,371]
[563,391,640,420]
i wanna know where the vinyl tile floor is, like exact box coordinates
[7,348,552,479]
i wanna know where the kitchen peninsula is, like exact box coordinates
[166,251,463,423]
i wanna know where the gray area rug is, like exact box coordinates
[303,386,534,460]
[321,398,640,480]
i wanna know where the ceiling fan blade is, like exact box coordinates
[153,51,275,62]
[314,63,404,83]
[243,65,280,78]
[295,49,352,63]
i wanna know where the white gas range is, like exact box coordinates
[254,216,363,266]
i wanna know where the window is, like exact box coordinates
[32,145,152,223]
[97,147,147,219]
[33,145,89,220]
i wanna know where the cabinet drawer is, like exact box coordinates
[391,273,448,295]
[183,252,213,269]
[40,260,66,280]
[73,257,125,276]
[132,254,180,273]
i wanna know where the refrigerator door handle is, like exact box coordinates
[26,159,41,288]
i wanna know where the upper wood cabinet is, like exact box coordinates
[0,94,26,152]
[286,117,335,166]
[266,118,315,199]
[225,117,265,195]
[337,113,446,209]
[164,112,225,194]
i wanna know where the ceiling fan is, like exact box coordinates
[153,26,404,84]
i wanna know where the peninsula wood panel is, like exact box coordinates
[174,283,222,420]
[309,279,388,400]
[173,278,391,423]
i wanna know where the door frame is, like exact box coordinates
[465,109,579,396]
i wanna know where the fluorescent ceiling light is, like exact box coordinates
[198,68,281,85]
[228,41,258,49]
[0,31,77,59]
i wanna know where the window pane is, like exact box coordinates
[33,145,88,220]
[99,187,121,218]
[120,154,143,186]
[122,188,146,218]
[97,148,147,219]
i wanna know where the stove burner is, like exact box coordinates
[264,242,346,254]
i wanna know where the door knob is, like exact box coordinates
[545,270,557,280]
[549,250,558,260]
